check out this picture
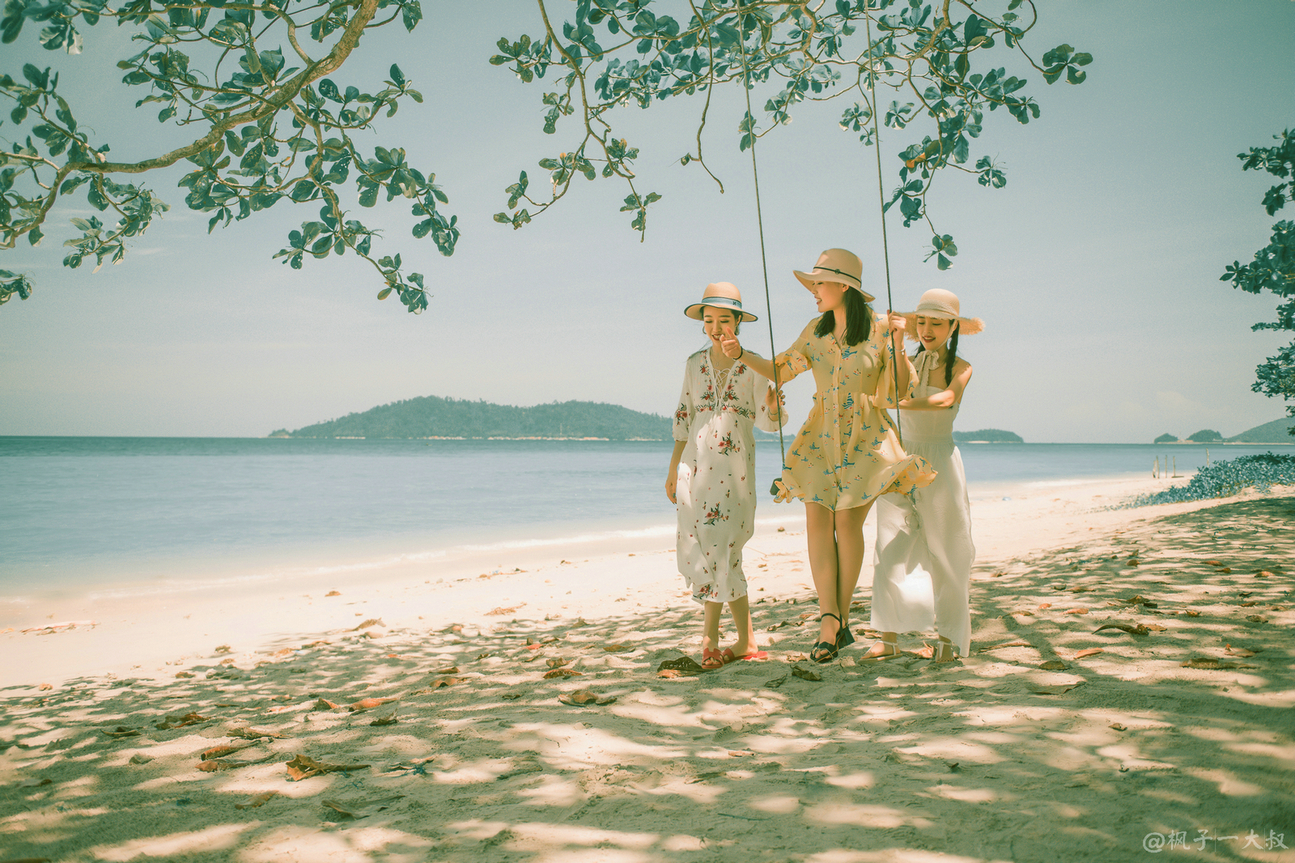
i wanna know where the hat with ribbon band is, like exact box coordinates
[900,288,984,338]
[683,282,758,322]
[793,248,874,302]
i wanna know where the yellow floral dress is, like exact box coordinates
[775,316,936,510]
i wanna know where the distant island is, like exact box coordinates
[1153,416,1295,444]
[269,396,671,440]
[952,429,1023,443]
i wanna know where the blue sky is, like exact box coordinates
[2,1,1294,442]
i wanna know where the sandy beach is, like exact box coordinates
[1,475,1292,862]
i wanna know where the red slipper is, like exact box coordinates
[735,650,769,661]
[701,648,738,670]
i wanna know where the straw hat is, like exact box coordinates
[900,288,984,338]
[683,282,758,322]
[793,248,874,302]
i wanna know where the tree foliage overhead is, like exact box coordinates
[0,0,455,312]
[491,0,1090,268]
[0,0,1091,314]
[1221,128,1295,433]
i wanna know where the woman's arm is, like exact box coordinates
[898,360,973,411]
[665,440,687,503]
[719,324,776,380]
[883,312,911,397]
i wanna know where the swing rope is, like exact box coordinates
[863,3,905,447]
[735,5,788,495]
[734,2,903,497]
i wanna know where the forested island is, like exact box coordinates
[269,396,671,440]
[1153,417,1295,444]
[952,429,1024,443]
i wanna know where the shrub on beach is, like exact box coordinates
[1129,453,1295,507]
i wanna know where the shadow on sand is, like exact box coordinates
[1,498,1292,862]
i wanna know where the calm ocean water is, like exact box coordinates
[0,436,1287,601]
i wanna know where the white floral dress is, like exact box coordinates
[673,349,779,604]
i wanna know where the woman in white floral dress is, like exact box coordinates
[666,282,780,670]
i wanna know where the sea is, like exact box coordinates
[0,436,1288,607]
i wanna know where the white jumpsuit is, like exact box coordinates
[871,351,975,655]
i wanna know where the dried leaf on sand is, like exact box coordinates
[200,743,253,761]
[369,706,398,727]
[545,658,569,669]
[234,791,277,810]
[1073,648,1104,659]
[102,727,140,738]
[558,689,617,707]
[352,618,385,631]
[1093,623,1150,636]
[428,676,463,690]
[791,666,822,682]
[285,754,370,781]
[543,668,582,680]
[1181,657,1241,670]
[321,794,403,820]
[1028,681,1083,695]
[155,712,208,730]
[348,697,396,713]
[656,656,704,677]
[228,726,285,740]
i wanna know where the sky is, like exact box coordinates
[2,0,1294,443]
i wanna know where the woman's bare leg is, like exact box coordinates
[805,502,843,644]
[863,630,899,659]
[702,601,722,653]
[727,595,754,656]
[832,502,872,631]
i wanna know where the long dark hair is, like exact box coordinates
[913,324,960,387]
[814,289,872,346]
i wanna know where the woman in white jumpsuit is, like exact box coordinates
[868,289,982,662]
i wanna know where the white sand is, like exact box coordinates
[1,476,1292,862]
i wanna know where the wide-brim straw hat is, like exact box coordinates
[900,288,984,338]
[793,248,875,302]
[683,282,758,322]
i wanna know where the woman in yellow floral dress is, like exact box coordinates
[740,249,935,662]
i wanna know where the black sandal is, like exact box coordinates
[810,613,842,663]
[836,621,856,650]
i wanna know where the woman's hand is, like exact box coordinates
[885,311,907,349]
[720,324,743,359]
[763,384,785,415]
[665,471,677,504]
